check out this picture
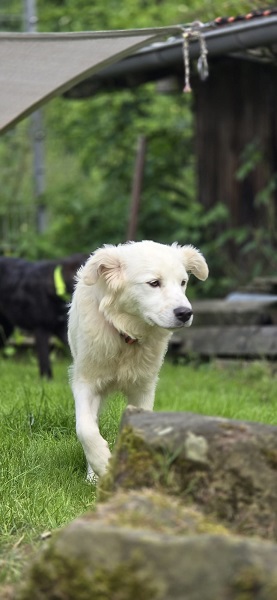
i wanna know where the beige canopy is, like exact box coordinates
[0,27,180,133]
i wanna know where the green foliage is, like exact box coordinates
[36,0,267,32]
[40,88,197,251]
[0,0,276,295]
[234,138,277,283]
[236,139,263,181]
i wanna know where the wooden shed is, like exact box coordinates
[66,10,277,240]
[194,56,277,231]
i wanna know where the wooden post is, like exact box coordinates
[127,135,146,241]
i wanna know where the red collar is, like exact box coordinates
[120,332,138,345]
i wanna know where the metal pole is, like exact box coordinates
[24,0,46,233]
[127,135,146,241]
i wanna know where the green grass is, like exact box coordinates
[1,355,277,586]
[156,359,277,423]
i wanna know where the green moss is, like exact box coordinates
[195,520,229,536]
[262,447,277,470]
[171,457,210,495]
[18,543,161,600]
[89,559,161,600]
[232,566,277,600]
[98,425,210,505]
[18,548,89,600]
[95,489,230,537]
[98,426,165,501]
[219,422,249,433]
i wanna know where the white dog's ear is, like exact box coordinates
[181,245,209,281]
[82,246,124,289]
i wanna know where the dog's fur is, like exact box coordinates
[0,254,87,377]
[68,241,209,478]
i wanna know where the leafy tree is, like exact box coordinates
[0,0,275,297]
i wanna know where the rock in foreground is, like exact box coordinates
[99,408,277,540]
[18,490,277,600]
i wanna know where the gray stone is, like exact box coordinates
[170,325,277,358]
[18,490,277,600]
[192,299,277,327]
[99,408,277,540]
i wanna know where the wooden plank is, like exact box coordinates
[170,326,277,358]
[241,276,277,295]
[192,300,277,326]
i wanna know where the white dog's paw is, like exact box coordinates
[95,445,112,477]
[86,465,98,484]
[85,442,112,481]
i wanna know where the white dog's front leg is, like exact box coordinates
[127,381,157,411]
[72,380,111,479]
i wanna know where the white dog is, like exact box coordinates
[68,241,208,479]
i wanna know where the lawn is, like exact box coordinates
[1,354,277,587]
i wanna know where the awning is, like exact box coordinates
[2,15,276,133]
[0,27,181,134]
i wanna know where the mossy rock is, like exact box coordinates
[18,490,277,600]
[89,489,229,536]
[99,408,277,541]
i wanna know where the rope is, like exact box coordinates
[181,8,277,93]
[182,22,209,93]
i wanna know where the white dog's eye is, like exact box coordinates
[147,280,161,288]
[181,280,187,287]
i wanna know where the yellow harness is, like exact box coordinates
[54,265,71,302]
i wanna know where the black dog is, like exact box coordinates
[0,254,87,378]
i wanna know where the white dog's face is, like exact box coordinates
[81,241,208,334]
[118,250,193,330]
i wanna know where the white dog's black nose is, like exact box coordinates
[174,306,193,323]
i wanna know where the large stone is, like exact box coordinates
[170,325,277,358]
[18,491,277,600]
[99,408,277,540]
[191,299,277,327]
[168,299,277,359]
